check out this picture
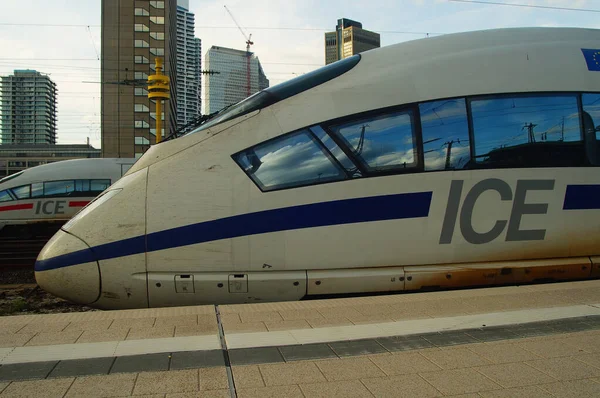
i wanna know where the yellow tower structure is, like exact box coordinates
[147,58,170,143]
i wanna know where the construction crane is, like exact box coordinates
[224,5,253,97]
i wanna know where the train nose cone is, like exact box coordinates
[35,230,100,305]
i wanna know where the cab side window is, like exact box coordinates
[420,99,470,171]
[327,110,418,173]
[233,129,347,191]
[582,93,600,165]
[470,94,583,168]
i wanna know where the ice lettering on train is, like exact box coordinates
[34,200,66,215]
[439,179,555,244]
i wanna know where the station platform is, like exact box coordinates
[1,280,600,397]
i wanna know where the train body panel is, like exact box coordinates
[60,168,149,309]
[0,158,136,235]
[34,27,600,309]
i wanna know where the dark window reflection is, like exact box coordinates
[328,111,417,173]
[582,93,600,165]
[420,99,470,170]
[471,95,583,167]
[234,130,347,191]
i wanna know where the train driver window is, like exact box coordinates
[470,94,583,168]
[582,93,600,165]
[327,110,417,173]
[419,98,471,171]
[233,129,347,191]
[0,190,12,202]
[11,185,31,200]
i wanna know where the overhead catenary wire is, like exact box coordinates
[448,0,600,13]
[0,22,445,36]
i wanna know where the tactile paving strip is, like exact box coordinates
[0,314,599,382]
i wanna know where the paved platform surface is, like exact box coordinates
[0,280,600,397]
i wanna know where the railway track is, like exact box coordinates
[0,223,62,270]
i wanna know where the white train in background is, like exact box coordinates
[36,27,600,310]
[0,158,136,237]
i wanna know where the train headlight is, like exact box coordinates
[63,188,122,231]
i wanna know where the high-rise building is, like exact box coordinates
[176,0,201,128]
[204,46,269,115]
[101,0,178,158]
[325,18,380,65]
[0,70,57,145]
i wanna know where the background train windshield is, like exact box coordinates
[186,55,361,136]
[234,91,600,192]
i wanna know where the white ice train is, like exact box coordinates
[0,158,136,237]
[35,27,600,309]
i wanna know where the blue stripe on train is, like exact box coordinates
[563,185,600,210]
[35,191,433,272]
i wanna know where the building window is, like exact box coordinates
[150,32,165,40]
[134,40,149,48]
[134,24,149,32]
[420,98,471,171]
[471,94,582,168]
[150,47,164,56]
[135,152,144,159]
[150,1,165,8]
[135,104,149,112]
[150,16,164,25]
[135,136,150,145]
[328,110,418,173]
[135,56,150,64]
[134,72,148,80]
[135,88,148,96]
[134,8,149,16]
[233,129,347,191]
[150,112,165,120]
[135,120,150,128]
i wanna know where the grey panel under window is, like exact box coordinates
[471,94,583,168]
[11,185,30,200]
[582,93,600,165]
[0,190,12,203]
[328,110,417,173]
[234,130,347,191]
[420,99,471,171]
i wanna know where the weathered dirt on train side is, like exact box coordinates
[0,285,97,316]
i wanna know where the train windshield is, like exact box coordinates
[184,54,361,136]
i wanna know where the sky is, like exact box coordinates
[0,0,598,149]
